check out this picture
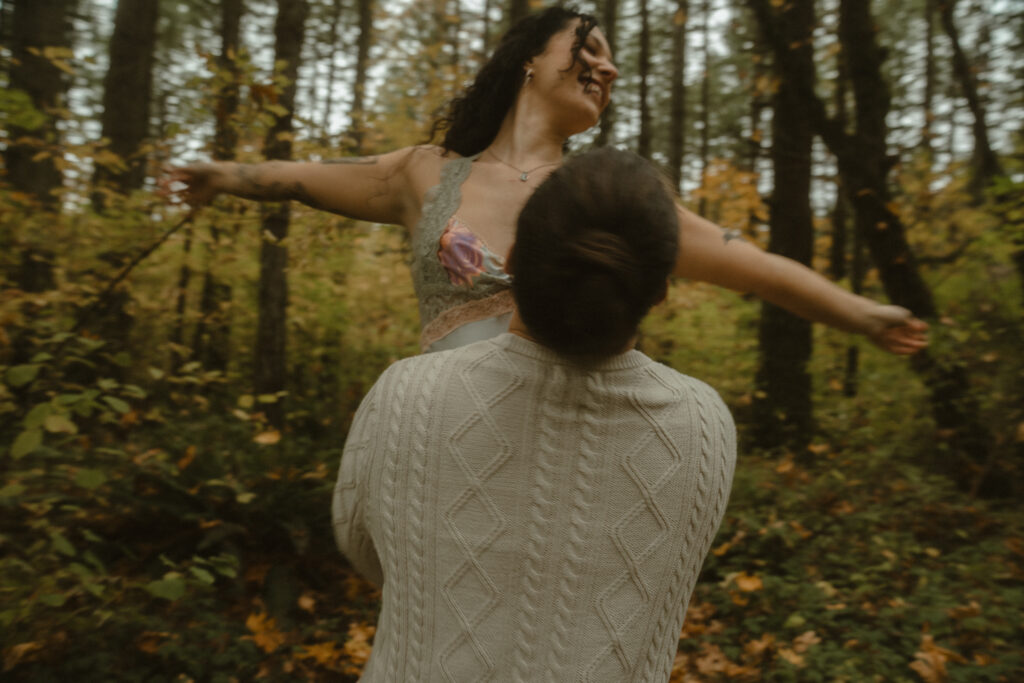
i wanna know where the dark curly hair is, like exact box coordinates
[429,6,598,157]
[510,148,679,358]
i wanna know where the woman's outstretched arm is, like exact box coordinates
[673,205,929,354]
[162,146,429,227]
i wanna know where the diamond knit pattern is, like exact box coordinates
[333,334,736,683]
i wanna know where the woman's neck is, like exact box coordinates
[485,96,567,168]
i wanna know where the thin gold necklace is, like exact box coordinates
[485,149,561,182]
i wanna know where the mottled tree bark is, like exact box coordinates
[4,0,75,215]
[637,0,652,159]
[938,0,1004,199]
[668,0,689,191]
[348,0,373,154]
[255,0,309,429]
[751,0,994,489]
[749,0,815,450]
[193,0,244,374]
[92,0,160,211]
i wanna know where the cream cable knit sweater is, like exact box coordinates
[333,333,736,683]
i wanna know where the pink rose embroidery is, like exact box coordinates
[438,220,485,287]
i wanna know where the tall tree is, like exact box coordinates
[595,0,619,147]
[255,0,309,429]
[668,0,689,192]
[751,0,995,488]
[921,0,937,157]
[4,0,75,214]
[697,0,712,216]
[4,0,76,293]
[348,0,373,154]
[637,0,652,158]
[192,0,244,374]
[749,0,815,449]
[92,0,160,211]
[938,0,1004,199]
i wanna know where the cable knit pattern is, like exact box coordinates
[334,333,736,683]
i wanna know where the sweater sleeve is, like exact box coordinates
[332,380,385,586]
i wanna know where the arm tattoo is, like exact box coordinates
[320,157,379,166]
[723,228,744,244]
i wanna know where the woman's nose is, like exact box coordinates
[596,57,618,83]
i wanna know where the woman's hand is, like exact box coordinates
[158,164,224,209]
[863,304,929,355]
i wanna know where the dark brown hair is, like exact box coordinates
[510,148,678,357]
[430,6,597,157]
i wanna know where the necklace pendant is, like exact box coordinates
[519,172,529,182]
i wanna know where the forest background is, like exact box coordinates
[1,0,1022,680]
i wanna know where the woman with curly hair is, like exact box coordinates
[167,6,927,354]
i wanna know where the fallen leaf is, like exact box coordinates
[254,430,281,445]
[735,572,763,592]
[245,612,286,653]
[792,630,821,654]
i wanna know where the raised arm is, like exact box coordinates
[163,146,429,228]
[674,205,928,354]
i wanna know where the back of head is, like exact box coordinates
[510,148,678,358]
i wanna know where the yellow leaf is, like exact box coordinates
[254,430,281,445]
[778,647,805,667]
[177,445,196,471]
[735,572,763,592]
[297,641,341,666]
[245,612,286,653]
[792,630,821,654]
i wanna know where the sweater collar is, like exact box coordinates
[490,333,652,372]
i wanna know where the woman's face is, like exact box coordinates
[526,22,619,135]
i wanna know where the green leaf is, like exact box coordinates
[51,531,76,557]
[74,469,108,490]
[189,566,216,585]
[97,378,118,391]
[24,403,52,430]
[44,413,78,434]
[0,483,26,501]
[6,364,40,387]
[39,593,68,607]
[102,396,130,414]
[30,352,54,363]
[145,576,187,601]
[11,428,42,459]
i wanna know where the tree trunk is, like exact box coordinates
[4,0,75,214]
[750,0,815,450]
[507,0,528,28]
[937,0,1003,199]
[320,0,343,142]
[637,0,652,159]
[92,0,160,211]
[595,0,619,147]
[193,0,243,374]
[752,0,995,490]
[668,0,689,192]
[921,0,937,157]
[348,0,373,154]
[697,0,712,216]
[255,0,309,430]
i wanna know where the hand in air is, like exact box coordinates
[865,305,929,355]
[157,164,220,210]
